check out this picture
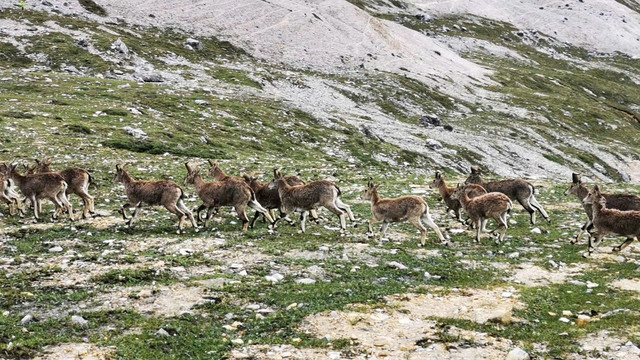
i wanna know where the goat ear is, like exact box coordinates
[242,173,251,181]
[435,171,441,179]
[208,159,215,167]
[185,162,191,171]
[593,185,600,193]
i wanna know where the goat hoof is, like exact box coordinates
[612,246,621,252]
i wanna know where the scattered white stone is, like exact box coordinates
[155,328,170,337]
[586,281,599,288]
[49,246,63,253]
[386,261,408,270]
[530,227,542,234]
[559,317,570,323]
[295,278,316,285]
[71,315,89,327]
[508,252,519,259]
[562,310,573,316]
[123,126,147,139]
[506,347,530,360]
[231,338,244,345]
[265,273,284,283]
[20,314,34,324]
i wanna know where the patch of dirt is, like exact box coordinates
[231,345,336,360]
[301,289,521,359]
[569,330,640,360]
[82,216,120,230]
[612,279,640,294]
[90,283,207,316]
[385,290,522,324]
[164,237,226,254]
[508,263,589,287]
[33,343,115,360]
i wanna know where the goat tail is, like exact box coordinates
[335,185,342,197]
[507,198,514,214]
[249,188,257,202]
[87,171,98,189]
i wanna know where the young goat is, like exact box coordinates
[113,164,196,232]
[185,163,274,231]
[430,171,486,223]
[582,185,640,256]
[0,174,23,216]
[243,169,319,228]
[363,181,446,246]
[565,173,640,244]
[451,184,513,244]
[268,170,355,233]
[465,166,549,224]
[1,163,72,221]
[31,157,95,219]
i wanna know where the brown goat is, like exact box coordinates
[185,163,274,231]
[363,181,446,246]
[430,171,486,222]
[268,170,355,232]
[0,174,23,216]
[1,163,72,221]
[451,184,513,244]
[243,169,319,228]
[565,173,640,244]
[113,164,196,232]
[32,157,95,219]
[208,160,242,183]
[583,185,640,256]
[465,166,549,224]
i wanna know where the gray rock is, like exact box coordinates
[425,138,443,150]
[141,74,164,83]
[620,171,630,182]
[123,126,147,138]
[195,99,210,106]
[295,278,316,285]
[185,38,204,51]
[155,328,170,337]
[418,114,441,127]
[593,163,607,174]
[386,261,408,270]
[506,347,530,360]
[61,65,80,74]
[71,315,89,327]
[49,246,63,252]
[111,38,130,59]
[20,314,35,324]
[360,125,381,141]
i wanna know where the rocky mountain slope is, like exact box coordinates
[1,0,640,182]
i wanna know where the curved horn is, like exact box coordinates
[571,173,581,183]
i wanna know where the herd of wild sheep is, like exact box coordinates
[1,159,640,257]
